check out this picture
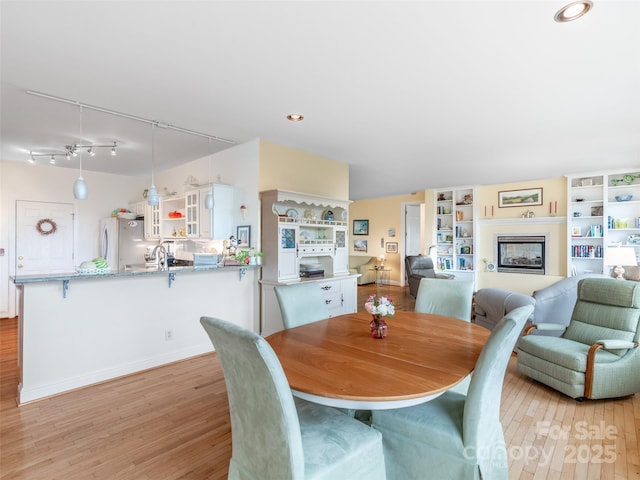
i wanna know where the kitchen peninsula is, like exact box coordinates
[13,265,260,404]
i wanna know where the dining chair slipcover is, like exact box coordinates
[200,317,386,480]
[415,277,475,395]
[371,305,533,480]
[415,278,474,321]
[275,283,329,329]
[517,277,640,400]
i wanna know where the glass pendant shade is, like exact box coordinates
[73,175,88,200]
[205,191,214,209]
[147,185,159,206]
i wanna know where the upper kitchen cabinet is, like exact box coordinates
[158,184,234,240]
[198,184,234,240]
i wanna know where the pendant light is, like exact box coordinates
[73,105,88,200]
[147,123,159,206]
[205,138,214,209]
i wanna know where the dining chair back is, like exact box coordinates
[371,305,533,480]
[415,277,475,394]
[415,277,474,321]
[275,283,329,329]
[200,316,386,480]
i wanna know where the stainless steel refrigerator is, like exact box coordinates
[99,217,154,271]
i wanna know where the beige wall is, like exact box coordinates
[353,177,568,293]
[349,192,425,285]
[258,139,349,200]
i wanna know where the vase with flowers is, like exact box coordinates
[364,294,395,339]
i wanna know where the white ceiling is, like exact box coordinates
[2,1,639,200]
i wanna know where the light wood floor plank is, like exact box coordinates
[2,284,638,479]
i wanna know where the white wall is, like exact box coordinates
[1,138,261,318]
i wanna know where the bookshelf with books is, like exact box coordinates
[567,170,640,276]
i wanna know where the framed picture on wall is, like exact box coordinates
[498,188,543,208]
[354,240,368,252]
[353,219,369,235]
[237,225,251,248]
[385,242,398,253]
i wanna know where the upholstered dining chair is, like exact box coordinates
[275,283,329,329]
[517,277,640,400]
[415,277,475,394]
[371,305,533,480]
[415,278,474,321]
[200,316,386,480]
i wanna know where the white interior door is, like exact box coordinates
[16,201,74,275]
[404,204,422,256]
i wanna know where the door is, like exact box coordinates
[16,201,74,275]
[404,204,422,256]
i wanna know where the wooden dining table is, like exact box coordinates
[266,311,491,410]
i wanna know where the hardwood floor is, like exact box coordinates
[1,284,638,479]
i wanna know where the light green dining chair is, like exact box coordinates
[200,316,386,480]
[275,283,329,329]
[415,277,475,394]
[371,305,533,480]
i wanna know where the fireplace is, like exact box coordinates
[496,235,547,275]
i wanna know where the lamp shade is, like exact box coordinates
[73,176,88,200]
[604,246,637,267]
[147,185,159,206]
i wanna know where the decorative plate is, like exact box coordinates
[341,210,348,221]
[322,209,334,221]
[286,208,298,218]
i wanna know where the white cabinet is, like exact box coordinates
[434,186,476,283]
[145,203,161,240]
[567,170,640,275]
[156,185,234,240]
[260,189,352,283]
[260,276,358,336]
[259,189,358,335]
[198,184,234,240]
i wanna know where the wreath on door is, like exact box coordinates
[36,218,58,236]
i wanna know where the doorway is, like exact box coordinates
[16,201,74,275]
[402,203,423,285]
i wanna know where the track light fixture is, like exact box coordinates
[65,141,117,158]
[29,151,70,164]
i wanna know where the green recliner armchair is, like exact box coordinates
[517,278,640,400]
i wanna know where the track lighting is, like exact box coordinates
[65,141,117,158]
[28,150,69,164]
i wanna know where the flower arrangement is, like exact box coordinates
[234,247,263,265]
[364,294,395,318]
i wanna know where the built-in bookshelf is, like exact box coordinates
[567,170,640,276]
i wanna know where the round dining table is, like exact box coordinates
[266,311,491,410]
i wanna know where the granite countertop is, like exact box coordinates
[12,264,260,284]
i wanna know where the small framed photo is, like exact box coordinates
[591,206,603,217]
[388,228,396,237]
[354,239,368,252]
[571,226,582,237]
[237,225,251,248]
[498,188,543,208]
[353,219,369,235]
[385,242,398,253]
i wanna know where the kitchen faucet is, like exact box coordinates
[151,244,168,271]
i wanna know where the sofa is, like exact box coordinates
[473,274,605,345]
[405,255,454,297]
[349,256,377,285]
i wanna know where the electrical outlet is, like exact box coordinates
[165,329,174,341]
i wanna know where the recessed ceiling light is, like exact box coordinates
[554,1,593,22]
[287,114,304,122]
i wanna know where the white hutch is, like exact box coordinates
[260,189,358,335]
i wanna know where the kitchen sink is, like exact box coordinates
[124,264,193,273]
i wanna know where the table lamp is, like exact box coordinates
[604,245,637,280]
[378,255,386,268]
